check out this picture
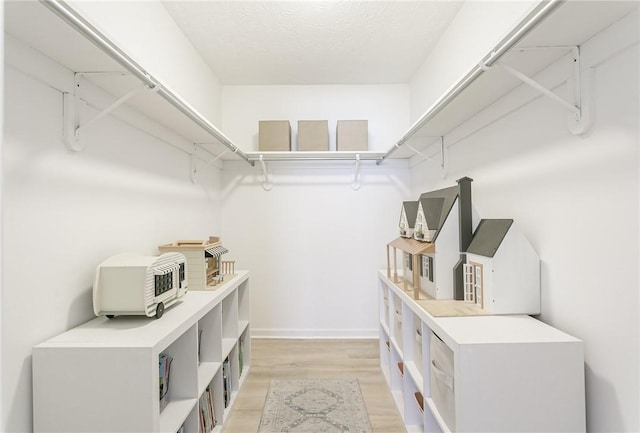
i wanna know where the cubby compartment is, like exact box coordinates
[196,376,220,433]
[391,293,403,353]
[237,278,250,336]
[380,281,390,331]
[389,345,404,414]
[197,305,222,395]
[238,326,251,382]
[423,400,445,433]
[421,322,432,398]
[401,306,423,394]
[429,331,455,432]
[403,372,424,430]
[379,325,391,384]
[221,291,238,359]
[159,325,199,432]
[413,315,424,378]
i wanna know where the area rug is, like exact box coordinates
[258,378,373,433]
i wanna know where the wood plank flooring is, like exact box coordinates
[222,338,405,433]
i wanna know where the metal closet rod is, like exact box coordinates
[377,0,565,165]
[40,0,255,166]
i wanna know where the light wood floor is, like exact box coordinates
[222,338,405,433]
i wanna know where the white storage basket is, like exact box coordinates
[430,331,455,431]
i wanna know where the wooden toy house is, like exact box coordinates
[463,219,540,314]
[412,184,463,300]
[399,201,419,238]
[390,177,474,301]
[158,236,235,291]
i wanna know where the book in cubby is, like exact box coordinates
[222,356,231,408]
[238,336,244,377]
[199,383,217,433]
[159,353,173,412]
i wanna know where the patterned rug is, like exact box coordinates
[258,378,373,433]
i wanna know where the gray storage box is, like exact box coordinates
[298,120,329,151]
[336,120,368,151]
[259,120,291,151]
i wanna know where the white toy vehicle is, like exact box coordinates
[93,252,188,319]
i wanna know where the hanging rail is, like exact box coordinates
[377,0,564,165]
[40,0,254,166]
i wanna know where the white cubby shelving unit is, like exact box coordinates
[379,271,585,433]
[32,270,250,433]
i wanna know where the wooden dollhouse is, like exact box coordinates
[388,177,473,301]
[158,236,235,291]
[388,178,540,315]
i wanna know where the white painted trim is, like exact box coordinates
[251,328,379,339]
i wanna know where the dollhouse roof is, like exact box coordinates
[388,237,435,255]
[417,185,458,239]
[466,219,514,257]
[400,201,419,226]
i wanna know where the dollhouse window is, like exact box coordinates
[405,253,413,271]
[421,256,433,282]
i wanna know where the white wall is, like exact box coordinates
[220,84,411,337]
[222,84,410,151]
[2,40,223,433]
[409,11,639,432]
[220,159,410,337]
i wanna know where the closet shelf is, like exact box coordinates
[245,151,386,162]
[379,0,638,163]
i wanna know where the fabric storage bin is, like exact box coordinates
[430,331,455,431]
[393,307,403,351]
[414,322,423,376]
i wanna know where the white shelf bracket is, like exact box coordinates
[405,136,445,173]
[351,154,361,191]
[489,46,592,135]
[63,72,159,151]
[259,155,273,191]
[190,150,198,184]
[190,148,228,184]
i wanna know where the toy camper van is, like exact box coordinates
[93,252,188,319]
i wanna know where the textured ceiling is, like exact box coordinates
[162,1,463,85]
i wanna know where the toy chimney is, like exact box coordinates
[453,176,473,299]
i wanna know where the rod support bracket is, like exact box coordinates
[62,72,155,151]
[351,154,361,190]
[259,155,273,191]
[496,45,592,135]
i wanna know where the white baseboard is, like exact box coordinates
[251,328,379,339]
